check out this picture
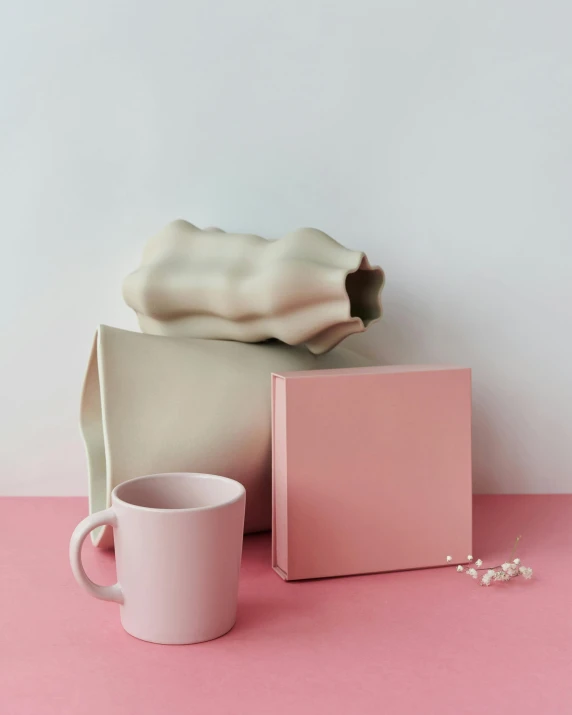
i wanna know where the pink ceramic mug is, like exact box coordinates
[69,472,246,644]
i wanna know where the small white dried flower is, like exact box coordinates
[481,572,493,586]
[446,536,533,588]
[502,562,519,577]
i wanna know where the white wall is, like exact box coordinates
[1,0,570,495]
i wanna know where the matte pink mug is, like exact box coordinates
[69,472,246,644]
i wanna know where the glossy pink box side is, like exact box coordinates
[272,365,473,580]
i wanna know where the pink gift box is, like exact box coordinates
[272,365,472,581]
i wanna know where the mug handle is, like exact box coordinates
[69,509,124,604]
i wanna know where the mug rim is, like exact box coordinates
[111,472,246,514]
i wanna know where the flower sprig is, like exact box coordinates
[446,536,533,587]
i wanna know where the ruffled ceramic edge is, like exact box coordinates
[305,253,385,355]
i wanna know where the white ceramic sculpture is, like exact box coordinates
[81,325,373,548]
[122,220,384,355]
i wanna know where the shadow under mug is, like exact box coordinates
[70,473,246,645]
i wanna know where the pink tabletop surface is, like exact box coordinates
[1,495,571,715]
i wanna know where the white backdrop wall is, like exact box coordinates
[1,1,571,495]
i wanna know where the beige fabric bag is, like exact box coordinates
[81,325,372,547]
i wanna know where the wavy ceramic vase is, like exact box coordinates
[122,220,384,355]
[81,325,373,548]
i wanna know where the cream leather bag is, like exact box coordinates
[81,325,372,547]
